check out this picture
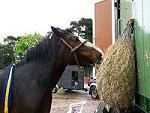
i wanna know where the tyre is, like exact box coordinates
[90,85,99,99]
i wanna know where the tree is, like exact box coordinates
[0,36,20,69]
[4,36,21,61]
[0,44,11,69]
[3,36,21,47]
[14,33,43,61]
[69,18,93,43]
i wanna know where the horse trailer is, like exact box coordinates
[54,65,84,91]
[95,0,150,112]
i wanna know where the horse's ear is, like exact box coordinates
[51,26,63,37]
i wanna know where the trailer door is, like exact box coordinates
[95,0,112,52]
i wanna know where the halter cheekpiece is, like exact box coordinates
[60,37,87,67]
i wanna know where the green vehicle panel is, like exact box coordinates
[120,0,150,112]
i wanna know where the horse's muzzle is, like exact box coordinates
[96,54,103,64]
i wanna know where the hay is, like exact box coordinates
[57,87,66,95]
[96,19,135,109]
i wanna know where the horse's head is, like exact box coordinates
[51,26,103,66]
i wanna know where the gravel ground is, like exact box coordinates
[51,90,99,113]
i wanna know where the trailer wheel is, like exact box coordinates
[90,85,99,99]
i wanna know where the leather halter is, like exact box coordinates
[60,37,87,66]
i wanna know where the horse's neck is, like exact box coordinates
[49,59,68,90]
[15,37,69,92]
[16,57,67,91]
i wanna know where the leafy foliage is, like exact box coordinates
[69,18,93,43]
[0,44,12,69]
[14,33,43,61]
[0,36,20,69]
[3,36,21,47]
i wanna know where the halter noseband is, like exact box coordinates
[60,37,87,66]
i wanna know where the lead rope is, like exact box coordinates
[4,66,13,113]
[2,64,15,113]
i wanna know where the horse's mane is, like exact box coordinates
[16,34,54,66]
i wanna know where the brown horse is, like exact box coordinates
[0,26,103,113]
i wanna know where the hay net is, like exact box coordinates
[96,19,136,109]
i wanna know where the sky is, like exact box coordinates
[0,0,100,42]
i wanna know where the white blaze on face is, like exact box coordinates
[78,36,104,56]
